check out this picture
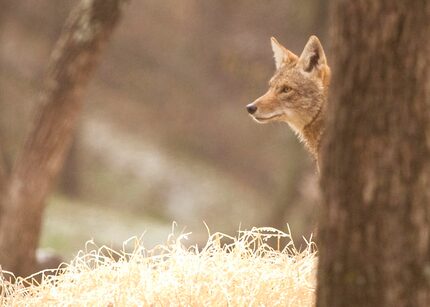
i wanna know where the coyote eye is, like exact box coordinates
[281,86,291,93]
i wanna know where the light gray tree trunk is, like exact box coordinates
[0,0,128,277]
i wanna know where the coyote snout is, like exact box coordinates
[247,36,330,164]
[247,90,287,124]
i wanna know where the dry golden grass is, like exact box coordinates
[0,226,317,306]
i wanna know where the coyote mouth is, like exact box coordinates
[253,114,282,122]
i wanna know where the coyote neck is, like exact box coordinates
[301,98,326,164]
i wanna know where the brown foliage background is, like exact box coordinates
[0,0,327,258]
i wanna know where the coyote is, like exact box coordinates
[246,36,330,167]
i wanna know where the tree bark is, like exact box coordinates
[59,138,81,198]
[0,0,127,277]
[317,1,430,306]
[0,1,9,189]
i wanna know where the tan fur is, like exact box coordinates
[247,35,330,168]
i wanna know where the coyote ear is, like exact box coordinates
[271,37,298,70]
[298,35,327,73]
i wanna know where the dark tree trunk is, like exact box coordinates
[0,1,9,189]
[317,1,430,306]
[0,0,127,277]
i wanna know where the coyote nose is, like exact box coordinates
[246,104,257,114]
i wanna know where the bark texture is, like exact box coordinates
[317,1,430,306]
[0,0,127,277]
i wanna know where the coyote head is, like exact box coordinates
[246,35,330,160]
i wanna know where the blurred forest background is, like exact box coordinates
[0,0,327,259]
